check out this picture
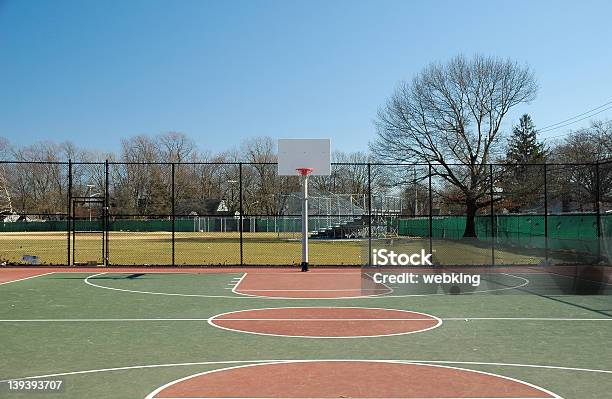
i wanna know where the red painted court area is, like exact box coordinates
[209,307,442,337]
[148,361,559,399]
[234,272,391,298]
[0,269,52,285]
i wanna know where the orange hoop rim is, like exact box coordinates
[296,168,314,176]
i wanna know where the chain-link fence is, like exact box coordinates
[1,160,610,267]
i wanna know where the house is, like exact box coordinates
[1,213,38,223]
[175,199,230,216]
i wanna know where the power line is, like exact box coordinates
[541,104,612,133]
[540,105,612,140]
[539,99,612,132]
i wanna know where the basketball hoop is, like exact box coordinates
[277,139,330,176]
[277,139,331,272]
[296,168,314,176]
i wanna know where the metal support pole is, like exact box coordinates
[104,159,109,265]
[414,166,418,216]
[171,162,175,266]
[544,164,548,263]
[239,163,243,266]
[428,165,433,256]
[67,160,72,266]
[367,163,372,266]
[490,164,495,266]
[72,207,75,265]
[595,162,601,261]
[301,172,309,271]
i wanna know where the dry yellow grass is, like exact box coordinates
[0,232,548,266]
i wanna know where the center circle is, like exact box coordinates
[208,307,442,338]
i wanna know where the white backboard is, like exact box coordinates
[277,139,331,176]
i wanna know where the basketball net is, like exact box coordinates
[296,168,314,176]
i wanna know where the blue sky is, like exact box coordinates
[1,0,611,155]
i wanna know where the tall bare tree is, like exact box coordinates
[0,138,14,214]
[372,55,537,237]
[158,132,195,162]
[240,137,278,214]
[114,135,167,214]
[9,141,69,214]
[552,120,612,211]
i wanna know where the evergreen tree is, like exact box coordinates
[506,114,546,163]
[502,114,547,212]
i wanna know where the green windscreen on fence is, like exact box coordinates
[398,214,605,256]
[3,214,606,240]
[1,217,311,233]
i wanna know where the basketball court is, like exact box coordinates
[1,141,611,398]
[0,266,611,398]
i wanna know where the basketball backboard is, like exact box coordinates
[277,139,331,176]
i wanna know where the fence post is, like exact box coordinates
[544,163,548,263]
[67,159,72,266]
[105,159,109,265]
[239,163,243,266]
[595,162,601,261]
[171,162,175,266]
[367,163,372,266]
[428,164,433,256]
[490,164,495,266]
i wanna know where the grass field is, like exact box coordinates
[0,231,576,266]
[0,268,611,398]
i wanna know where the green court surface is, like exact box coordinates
[0,270,611,398]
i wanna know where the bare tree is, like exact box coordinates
[372,55,537,237]
[0,138,14,214]
[9,141,69,214]
[0,137,11,159]
[554,120,612,162]
[158,132,195,162]
[240,137,277,214]
[114,135,168,214]
[313,151,370,195]
[551,120,612,210]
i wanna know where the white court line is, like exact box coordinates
[441,317,612,321]
[84,272,253,299]
[237,289,388,292]
[232,273,393,299]
[0,272,54,286]
[213,318,448,321]
[144,360,562,399]
[84,272,529,299]
[363,271,394,295]
[207,317,612,322]
[252,271,524,298]
[226,275,241,289]
[531,270,612,286]
[207,306,443,339]
[0,317,609,322]
[2,358,610,384]
[230,272,247,295]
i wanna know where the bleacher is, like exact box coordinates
[279,191,402,239]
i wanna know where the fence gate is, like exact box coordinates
[71,197,107,265]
